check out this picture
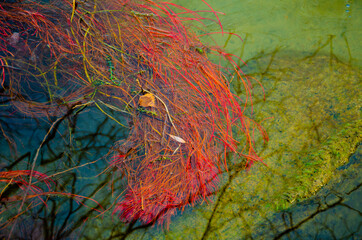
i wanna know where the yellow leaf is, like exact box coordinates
[139,93,156,107]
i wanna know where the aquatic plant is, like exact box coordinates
[0,0,89,117]
[0,0,267,229]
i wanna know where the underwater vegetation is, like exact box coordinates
[0,0,266,237]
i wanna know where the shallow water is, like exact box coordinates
[0,0,361,239]
[251,145,361,239]
[174,0,362,67]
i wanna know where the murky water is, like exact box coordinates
[0,0,361,239]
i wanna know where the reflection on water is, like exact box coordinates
[0,106,127,239]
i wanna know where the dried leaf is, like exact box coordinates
[139,93,156,107]
[168,134,186,143]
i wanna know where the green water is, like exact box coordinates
[174,0,361,67]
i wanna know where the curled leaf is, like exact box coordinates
[139,93,156,107]
[168,134,186,143]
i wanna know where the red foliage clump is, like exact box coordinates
[0,0,267,228]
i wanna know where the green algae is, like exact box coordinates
[251,145,362,239]
[289,119,361,201]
